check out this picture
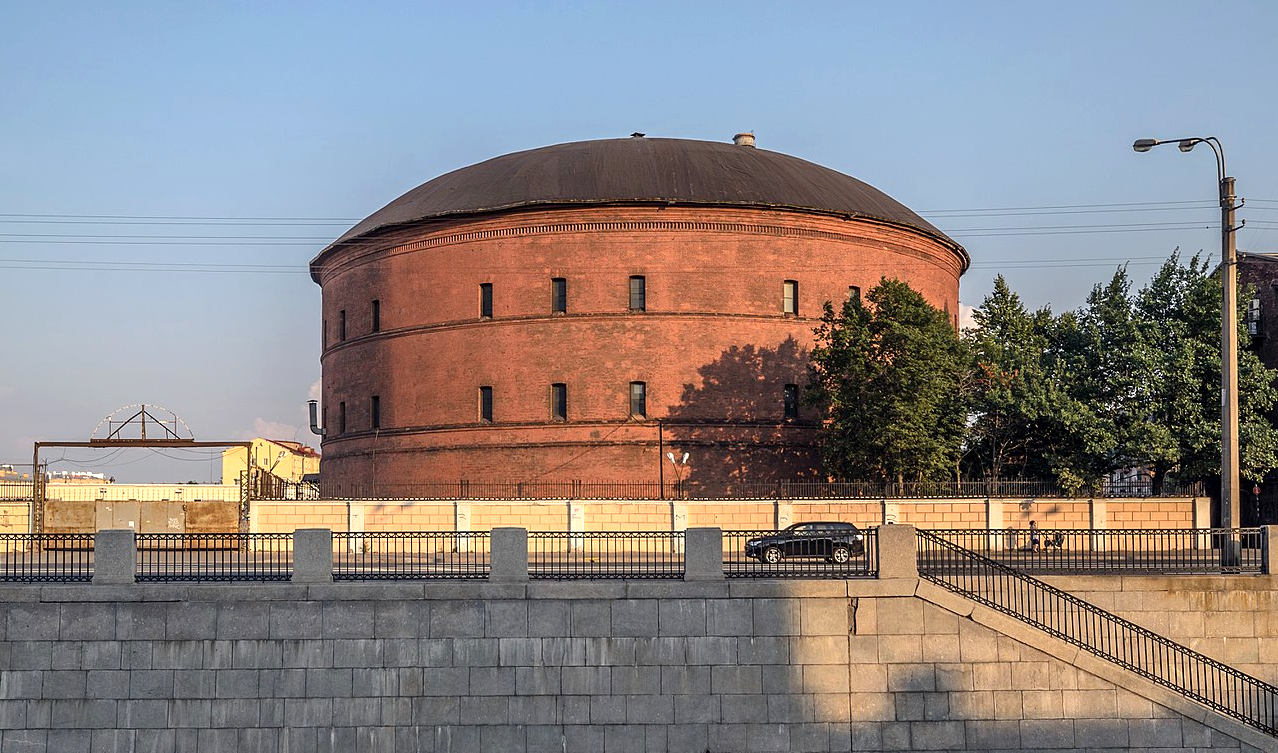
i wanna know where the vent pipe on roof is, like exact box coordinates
[732,132,755,147]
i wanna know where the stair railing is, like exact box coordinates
[917,529,1277,736]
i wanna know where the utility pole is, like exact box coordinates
[1133,136,1243,538]
[1220,175,1240,533]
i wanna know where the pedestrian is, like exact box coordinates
[1029,520,1041,552]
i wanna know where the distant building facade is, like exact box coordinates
[221,439,320,485]
[310,136,967,490]
[1235,252,1278,523]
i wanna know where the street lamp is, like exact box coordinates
[1132,136,1243,533]
[666,451,690,499]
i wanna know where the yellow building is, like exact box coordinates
[221,439,320,485]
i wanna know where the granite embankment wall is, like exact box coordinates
[0,527,1272,752]
[1043,574,1278,686]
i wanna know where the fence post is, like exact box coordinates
[292,528,333,583]
[876,524,918,580]
[1263,525,1276,575]
[1089,497,1108,552]
[684,527,723,581]
[1192,496,1212,552]
[92,529,136,585]
[491,527,529,582]
[984,498,1003,552]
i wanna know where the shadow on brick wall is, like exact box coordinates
[663,337,821,486]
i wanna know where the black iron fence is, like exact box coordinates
[333,531,490,580]
[250,474,320,500]
[917,530,1277,735]
[255,477,1205,501]
[135,533,293,582]
[527,531,684,579]
[302,480,680,501]
[698,478,1205,500]
[723,528,877,578]
[0,533,93,582]
[924,528,1264,575]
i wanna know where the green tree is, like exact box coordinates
[962,276,1065,483]
[1130,253,1213,491]
[807,278,967,483]
[1032,266,1148,492]
[1135,254,1278,486]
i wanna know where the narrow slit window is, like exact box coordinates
[372,300,381,333]
[783,280,798,315]
[848,285,861,305]
[784,384,799,419]
[551,383,567,420]
[339,310,347,341]
[479,386,493,423]
[339,401,347,435]
[551,278,567,314]
[371,395,381,429]
[629,276,646,312]
[322,320,328,349]
[480,283,493,318]
[629,381,647,418]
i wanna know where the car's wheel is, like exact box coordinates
[762,546,783,564]
[831,545,851,564]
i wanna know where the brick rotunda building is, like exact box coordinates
[310,134,967,494]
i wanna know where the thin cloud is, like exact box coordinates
[239,418,302,443]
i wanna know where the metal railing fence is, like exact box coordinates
[333,531,490,580]
[917,530,1277,736]
[307,480,678,501]
[0,482,35,501]
[135,533,292,582]
[697,478,1205,500]
[924,528,1263,575]
[255,478,1205,501]
[527,531,684,579]
[0,534,93,582]
[723,528,877,578]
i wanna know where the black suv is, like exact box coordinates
[745,522,866,564]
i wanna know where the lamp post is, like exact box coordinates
[1133,136,1243,533]
[666,451,690,500]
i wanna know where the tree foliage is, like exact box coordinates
[807,278,967,483]
[810,254,1278,495]
[962,276,1074,484]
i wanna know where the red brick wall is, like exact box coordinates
[316,205,964,486]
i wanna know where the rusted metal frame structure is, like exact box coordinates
[30,440,253,540]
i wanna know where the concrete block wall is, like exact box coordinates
[0,503,30,535]
[248,496,1205,537]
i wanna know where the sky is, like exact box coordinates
[2,1,1277,481]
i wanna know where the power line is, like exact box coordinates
[0,233,334,240]
[0,213,360,222]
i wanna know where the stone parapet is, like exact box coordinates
[91,528,135,585]
[291,528,333,583]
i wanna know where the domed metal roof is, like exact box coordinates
[314,137,964,268]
